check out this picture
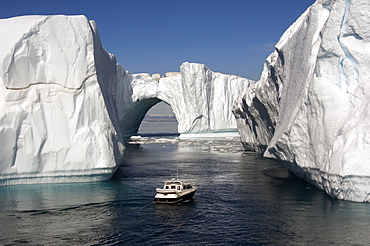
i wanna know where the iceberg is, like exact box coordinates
[233,0,370,202]
[0,15,251,185]
[116,62,253,138]
[0,15,125,185]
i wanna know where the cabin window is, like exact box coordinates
[177,186,180,190]
[165,186,169,189]
[171,186,176,189]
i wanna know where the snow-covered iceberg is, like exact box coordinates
[0,15,125,185]
[233,0,370,202]
[116,62,253,137]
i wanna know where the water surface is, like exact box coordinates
[0,138,369,245]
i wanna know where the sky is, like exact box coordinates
[1,0,315,115]
[1,0,315,81]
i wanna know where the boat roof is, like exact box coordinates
[164,178,191,185]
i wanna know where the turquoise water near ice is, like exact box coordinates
[1,138,370,245]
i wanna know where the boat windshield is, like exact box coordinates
[165,181,181,185]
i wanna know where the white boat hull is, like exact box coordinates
[153,188,197,204]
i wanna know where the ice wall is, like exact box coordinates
[233,0,370,202]
[116,62,253,136]
[0,15,125,185]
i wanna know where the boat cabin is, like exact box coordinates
[163,180,193,191]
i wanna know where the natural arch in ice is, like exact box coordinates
[115,62,253,137]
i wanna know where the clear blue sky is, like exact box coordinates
[1,0,315,81]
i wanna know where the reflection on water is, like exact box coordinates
[0,182,126,245]
[1,139,370,245]
[0,182,122,212]
[154,202,196,227]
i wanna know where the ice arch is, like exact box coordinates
[116,62,253,137]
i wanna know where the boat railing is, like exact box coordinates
[156,188,181,193]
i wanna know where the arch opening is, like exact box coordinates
[138,101,179,137]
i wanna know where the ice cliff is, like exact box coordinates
[115,62,253,137]
[233,0,370,202]
[0,15,125,184]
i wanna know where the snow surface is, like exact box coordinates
[116,62,253,137]
[0,15,125,185]
[233,0,370,202]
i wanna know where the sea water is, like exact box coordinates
[1,137,370,245]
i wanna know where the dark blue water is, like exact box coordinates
[1,138,370,245]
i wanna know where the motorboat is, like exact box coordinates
[153,177,197,204]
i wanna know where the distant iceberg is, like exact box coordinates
[115,62,253,138]
[233,0,370,202]
[0,15,125,185]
